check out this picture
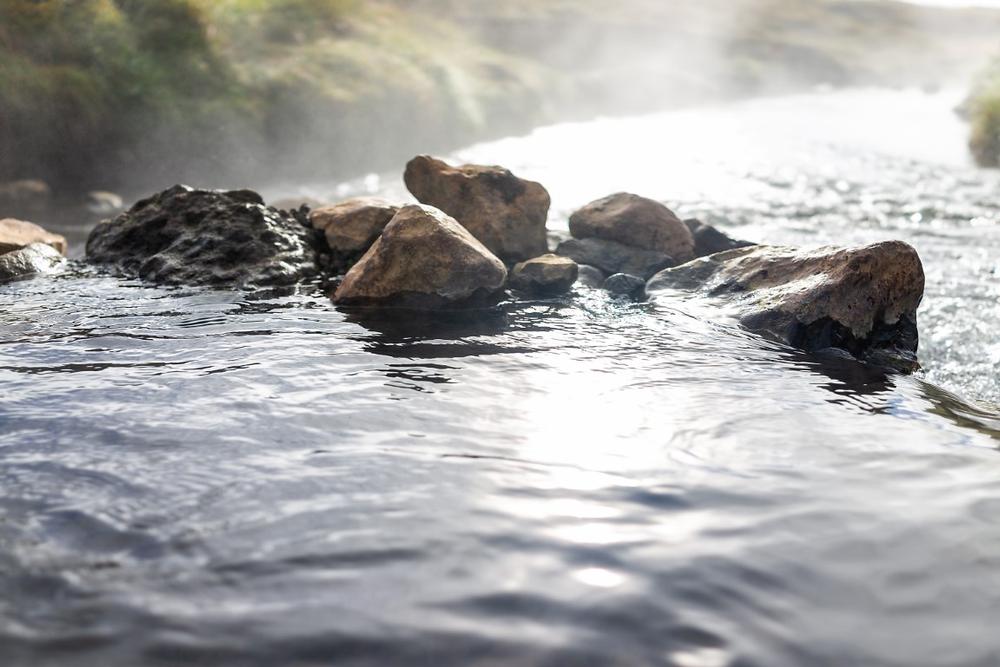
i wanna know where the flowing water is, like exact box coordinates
[2,89,1000,666]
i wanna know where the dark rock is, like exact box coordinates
[570,193,694,262]
[334,204,507,308]
[0,218,67,256]
[576,264,606,288]
[646,241,925,369]
[309,198,399,273]
[0,243,64,283]
[684,218,754,258]
[404,155,550,263]
[509,254,578,295]
[85,185,319,287]
[556,237,674,280]
[604,273,645,298]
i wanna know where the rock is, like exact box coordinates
[86,191,125,217]
[0,179,52,217]
[646,241,925,367]
[604,273,645,298]
[684,218,754,258]
[403,155,550,263]
[85,185,319,287]
[569,193,694,262]
[334,204,507,308]
[0,243,64,283]
[309,198,399,272]
[0,218,67,256]
[576,264,606,288]
[555,237,674,280]
[509,254,578,295]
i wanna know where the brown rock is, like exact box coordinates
[334,204,507,308]
[403,155,550,264]
[309,198,399,271]
[0,218,67,256]
[569,193,694,262]
[509,254,578,295]
[646,241,925,368]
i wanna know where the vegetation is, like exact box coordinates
[2,0,999,196]
[967,59,1000,167]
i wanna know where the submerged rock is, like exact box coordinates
[555,237,674,280]
[646,241,925,368]
[0,243,64,283]
[334,204,507,308]
[684,218,754,258]
[309,198,399,273]
[509,254,578,295]
[403,155,550,263]
[576,264,606,288]
[85,185,319,287]
[569,193,694,262]
[604,273,645,298]
[0,218,67,256]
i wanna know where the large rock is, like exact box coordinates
[646,241,925,368]
[85,185,319,287]
[555,237,674,280]
[309,198,399,272]
[684,219,754,258]
[0,243,64,283]
[334,204,507,308]
[509,254,578,295]
[569,193,694,262]
[0,218,67,255]
[403,155,550,264]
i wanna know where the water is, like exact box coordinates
[2,89,1000,666]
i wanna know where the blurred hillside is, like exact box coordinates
[2,0,999,198]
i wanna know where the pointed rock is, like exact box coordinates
[334,204,507,308]
[404,155,550,264]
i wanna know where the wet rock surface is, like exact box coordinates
[576,264,606,288]
[0,243,64,283]
[85,185,319,287]
[404,155,550,264]
[334,204,507,308]
[684,218,755,258]
[555,237,674,280]
[309,198,399,273]
[604,273,645,298]
[646,241,925,368]
[509,254,578,296]
[569,193,695,262]
[0,218,67,256]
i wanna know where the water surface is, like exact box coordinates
[2,89,1000,666]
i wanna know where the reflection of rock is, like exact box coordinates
[569,193,694,262]
[85,185,319,287]
[309,198,399,273]
[647,241,925,369]
[0,218,67,255]
[0,179,52,218]
[334,204,507,308]
[684,218,754,258]
[576,263,606,288]
[604,273,645,298]
[404,155,550,263]
[555,237,673,280]
[86,191,124,217]
[509,254,578,295]
[0,243,64,283]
